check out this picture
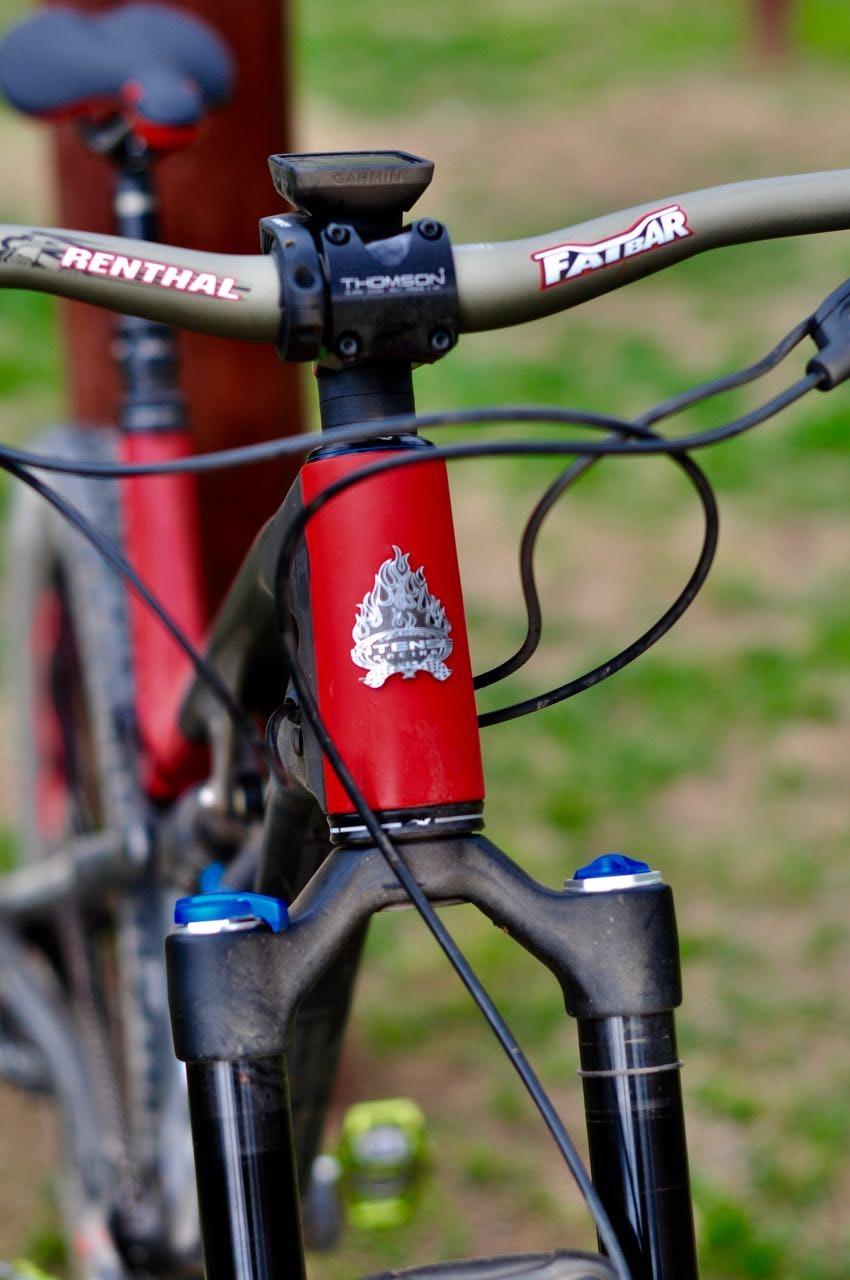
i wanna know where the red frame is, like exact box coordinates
[300,449,485,816]
[119,431,210,798]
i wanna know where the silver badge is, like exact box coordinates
[351,545,453,688]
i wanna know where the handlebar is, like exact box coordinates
[456,169,850,331]
[2,168,850,348]
[0,229,281,341]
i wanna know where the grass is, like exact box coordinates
[296,0,750,119]
[2,2,850,1278]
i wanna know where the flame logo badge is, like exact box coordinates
[351,546,453,688]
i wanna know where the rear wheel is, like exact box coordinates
[7,426,200,1277]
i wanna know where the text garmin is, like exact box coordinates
[59,245,242,300]
[331,168,406,186]
[532,205,692,289]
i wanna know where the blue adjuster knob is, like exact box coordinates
[572,853,652,880]
[174,891,289,933]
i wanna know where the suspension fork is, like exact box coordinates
[167,363,696,1280]
[165,835,697,1280]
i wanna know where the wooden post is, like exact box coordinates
[47,0,304,609]
[752,0,793,62]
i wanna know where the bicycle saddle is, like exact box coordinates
[0,2,233,149]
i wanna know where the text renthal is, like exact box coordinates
[60,246,241,300]
[532,205,692,289]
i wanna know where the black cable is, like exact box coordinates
[265,344,815,1256]
[473,438,716,692]
[1,431,647,1272]
[478,450,718,725]
[0,358,814,749]
[273,565,636,1280]
[0,335,813,733]
[0,370,820,482]
[270,434,719,724]
[0,406,635,478]
[0,310,822,480]
[1,460,284,786]
[635,314,813,428]
[471,469,549,688]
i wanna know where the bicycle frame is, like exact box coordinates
[3,156,850,1280]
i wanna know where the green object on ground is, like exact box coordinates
[339,1098,428,1231]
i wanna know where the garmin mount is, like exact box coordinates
[268,151,435,231]
[260,151,459,367]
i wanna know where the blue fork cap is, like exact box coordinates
[174,891,289,933]
[572,853,652,880]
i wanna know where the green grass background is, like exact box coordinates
[2,2,850,1279]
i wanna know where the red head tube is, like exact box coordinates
[295,441,485,838]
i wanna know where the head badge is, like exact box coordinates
[351,545,453,689]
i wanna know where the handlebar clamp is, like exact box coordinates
[319,216,458,368]
[261,212,459,367]
[262,151,459,366]
[260,214,326,362]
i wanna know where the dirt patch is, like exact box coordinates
[0,1083,59,1257]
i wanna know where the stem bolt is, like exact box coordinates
[337,332,360,360]
[326,223,350,245]
[417,219,443,240]
[429,328,453,354]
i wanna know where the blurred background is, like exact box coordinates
[1,2,850,1278]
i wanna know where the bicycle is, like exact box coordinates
[1,12,850,1280]
[0,5,234,1274]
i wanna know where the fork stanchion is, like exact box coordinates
[185,1055,305,1280]
[576,1012,697,1280]
[167,893,307,1280]
[564,856,698,1280]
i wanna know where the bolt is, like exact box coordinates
[429,328,453,353]
[326,223,350,245]
[337,332,360,360]
[418,219,443,241]
[293,265,316,289]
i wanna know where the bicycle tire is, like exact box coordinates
[9,426,137,863]
[6,425,200,1276]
